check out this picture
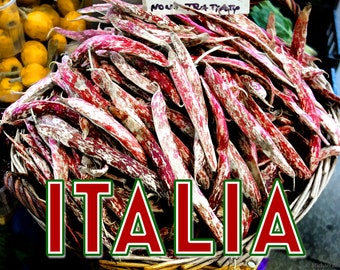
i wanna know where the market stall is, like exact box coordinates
[1,0,340,269]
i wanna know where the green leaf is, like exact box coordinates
[250,0,293,42]
[250,0,317,56]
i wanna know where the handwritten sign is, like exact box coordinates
[142,0,250,15]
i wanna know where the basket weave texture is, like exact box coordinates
[2,138,338,270]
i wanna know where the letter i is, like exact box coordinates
[73,179,113,257]
[46,180,65,257]
[224,180,242,256]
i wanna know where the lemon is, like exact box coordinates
[0,0,10,5]
[33,4,60,27]
[0,29,14,58]
[20,63,49,87]
[0,56,23,73]
[20,40,48,66]
[57,0,80,17]
[23,10,54,41]
[0,77,24,103]
[60,11,86,32]
[0,3,21,29]
[50,33,67,54]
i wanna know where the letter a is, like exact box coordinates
[250,179,305,256]
[111,179,165,256]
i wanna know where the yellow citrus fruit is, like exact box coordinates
[33,4,60,27]
[0,77,24,103]
[60,11,86,32]
[0,29,14,58]
[50,33,67,54]
[20,63,49,87]
[20,40,48,66]
[57,0,80,17]
[0,56,23,73]
[0,3,21,29]
[0,2,24,48]
[23,10,54,41]
[0,0,10,5]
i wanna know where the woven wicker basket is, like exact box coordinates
[3,148,338,269]
[2,106,339,270]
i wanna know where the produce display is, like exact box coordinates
[0,0,86,102]
[1,0,340,268]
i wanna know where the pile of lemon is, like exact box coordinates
[0,0,86,103]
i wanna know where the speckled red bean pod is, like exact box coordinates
[35,114,166,199]
[62,97,148,166]
[70,34,170,68]
[204,63,295,179]
[169,50,217,172]
[151,90,224,243]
